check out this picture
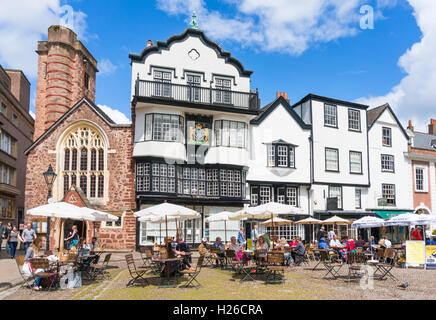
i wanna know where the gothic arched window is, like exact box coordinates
[60,124,107,199]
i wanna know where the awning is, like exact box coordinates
[373,210,413,219]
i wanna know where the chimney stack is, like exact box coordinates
[408,120,414,132]
[276,91,290,104]
[147,40,153,48]
[428,119,436,136]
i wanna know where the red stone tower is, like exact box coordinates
[34,25,98,140]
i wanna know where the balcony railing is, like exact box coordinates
[135,79,260,111]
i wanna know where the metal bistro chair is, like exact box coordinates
[346,252,366,283]
[225,249,240,271]
[179,255,205,288]
[90,253,112,280]
[210,247,225,268]
[125,254,149,287]
[31,258,57,291]
[319,250,343,280]
[15,256,34,289]
[374,248,398,281]
[203,244,215,267]
[265,252,286,284]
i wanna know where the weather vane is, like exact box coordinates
[190,11,199,29]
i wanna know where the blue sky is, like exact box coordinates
[1,0,434,130]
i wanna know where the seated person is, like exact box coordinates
[262,233,271,248]
[318,237,329,249]
[23,238,48,291]
[344,236,356,253]
[330,235,346,262]
[228,236,245,261]
[379,236,392,249]
[176,238,191,268]
[289,237,298,247]
[198,237,208,256]
[355,236,366,248]
[213,237,225,267]
[88,237,99,254]
[291,237,306,266]
[255,235,269,262]
[278,238,292,266]
[329,235,342,247]
[369,236,378,250]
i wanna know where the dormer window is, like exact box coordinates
[266,141,296,168]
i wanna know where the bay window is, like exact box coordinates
[267,144,296,168]
[144,114,184,143]
[214,120,247,148]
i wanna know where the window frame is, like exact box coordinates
[414,165,428,193]
[144,113,185,143]
[266,144,296,169]
[355,188,362,209]
[214,120,247,148]
[325,147,339,172]
[324,104,338,128]
[382,127,392,147]
[348,108,361,132]
[328,185,343,210]
[382,184,396,206]
[381,154,395,173]
[349,150,363,175]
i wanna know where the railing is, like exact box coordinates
[135,79,260,111]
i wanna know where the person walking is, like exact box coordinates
[0,221,4,252]
[20,223,37,255]
[6,226,19,258]
[4,222,12,255]
[64,225,79,249]
[237,226,245,247]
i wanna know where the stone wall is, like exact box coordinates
[25,100,136,249]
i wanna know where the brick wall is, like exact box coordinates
[25,100,136,249]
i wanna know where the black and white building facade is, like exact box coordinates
[130,27,410,246]
[130,28,259,246]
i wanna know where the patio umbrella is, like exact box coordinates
[205,210,233,243]
[28,202,98,251]
[135,202,200,241]
[321,216,352,239]
[260,217,293,227]
[351,216,385,255]
[138,214,180,245]
[384,213,420,227]
[295,217,321,244]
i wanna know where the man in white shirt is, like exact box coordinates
[329,234,341,247]
[383,237,392,248]
[328,229,336,241]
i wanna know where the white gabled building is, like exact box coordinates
[129,27,260,246]
[367,104,414,232]
[292,94,371,225]
[248,94,312,239]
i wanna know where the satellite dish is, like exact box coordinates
[48,198,55,204]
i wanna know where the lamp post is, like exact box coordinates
[43,165,57,251]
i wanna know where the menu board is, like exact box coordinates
[406,241,425,266]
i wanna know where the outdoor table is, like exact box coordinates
[155,257,182,288]
[74,254,97,279]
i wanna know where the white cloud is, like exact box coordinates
[357,0,436,132]
[98,59,118,76]
[29,110,35,119]
[97,104,131,125]
[0,0,88,78]
[156,0,368,55]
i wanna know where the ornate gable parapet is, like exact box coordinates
[129,28,253,77]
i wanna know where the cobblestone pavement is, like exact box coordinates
[2,254,436,300]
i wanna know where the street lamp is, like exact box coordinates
[43,164,57,250]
